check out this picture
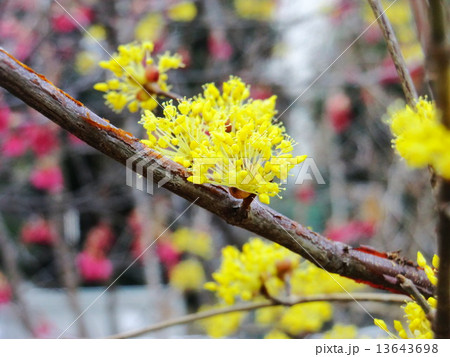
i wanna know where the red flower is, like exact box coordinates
[325,220,375,244]
[325,92,352,133]
[2,133,28,158]
[0,106,11,135]
[156,241,180,271]
[25,124,59,157]
[21,217,57,245]
[250,85,273,100]
[76,251,113,283]
[295,184,315,204]
[30,164,64,193]
[0,273,12,305]
[51,6,93,33]
[84,222,115,252]
[208,31,233,61]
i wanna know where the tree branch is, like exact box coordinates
[427,0,450,339]
[367,0,418,107]
[0,215,35,336]
[108,292,410,339]
[0,48,434,297]
[397,274,433,322]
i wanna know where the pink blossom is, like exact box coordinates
[51,7,93,33]
[325,221,375,244]
[0,19,20,38]
[76,251,113,283]
[379,57,424,85]
[208,32,233,61]
[0,274,12,305]
[30,165,64,193]
[295,184,316,204]
[0,106,10,134]
[325,92,352,133]
[33,320,53,339]
[13,35,35,61]
[2,133,28,158]
[25,124,59,157]
[84,222,115,252]
[250,85,273,100]
[363,26,383,44]
[156,241,180,271]
[178,47,191,68]
[21,218,57,245]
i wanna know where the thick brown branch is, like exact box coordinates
[427,0,450,339]
[0,48,434,297]
[108,292,410,339]
[367,0,418,107]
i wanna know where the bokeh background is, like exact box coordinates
[0,0,436,338]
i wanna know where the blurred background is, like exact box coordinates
[0,0,436,338]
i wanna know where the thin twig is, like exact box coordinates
[427,0,450,339]
[144,83,182,101]
[0,215,36,336]
[397,274,433,321]
[0,48,434,297]
[367,0,418,107]
[107,292,410,339]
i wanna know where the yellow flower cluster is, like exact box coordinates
[374,252,438,339]
[234,0,276,21]
[94,41,183,113]
[169,259,206,292]
[172,227,213,259]
[417,251,439,286]
[135,13,164,42]
[167,1,197,22]
[388,98,450,179]
[374,296,435,339]
[322,324,358,339]
[197,306,246,338]
[255,302,333,338]
[201,238,360,338]
[140,77,307,204]
[204,238,300,304]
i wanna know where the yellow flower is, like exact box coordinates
[167,2,197,22]
[416,251,438,286]
[255,306,284,325]
[87,24,107,41]
[140,77,307,204]
[388,98,450,179]
[198,306,246,338]
[234,0,276,21]
[169,259,205,291]
[279,303,333,335]
[172,227,213,259]
[75,51,99,75]
[204,238,300,304]
[290,261,360,297]
[374,252,437,339]
[202,238,362,338]
[135,13,165,42]
[323,324,358,339]
[264,329,290,339]
[94,41,183,113]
